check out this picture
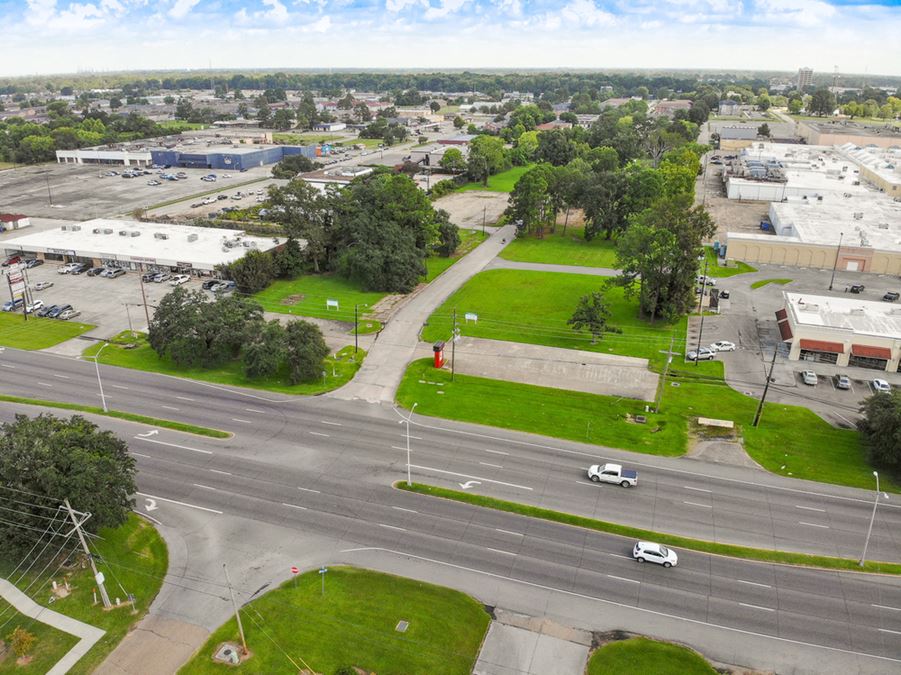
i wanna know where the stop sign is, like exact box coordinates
[290,566,299,575]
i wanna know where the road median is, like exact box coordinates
[396,482,901,575]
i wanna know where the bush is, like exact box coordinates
[430,179,457,200]
[7,627,36,658]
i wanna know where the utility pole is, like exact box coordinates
[451,308,458,382]
[139,273,150,327]
[655,335,679,413]
[482,205,486,235]
[752,349,779,427]
[124,303,134,339]
[828,231,844,291]
[223,563,248,655]
[694,254,710,366]
[64,499,111,609]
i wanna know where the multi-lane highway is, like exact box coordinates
[2,346,901,672]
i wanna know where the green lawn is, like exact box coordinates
[84,332,364,396]
[500,227,619,268]
[587,638,716,675]
[0,162,18,171]
[751,278,792,289]
[272,132,344,145]
[0,601,79,673]
[459,165,532,192]
[157,120,207,130]
[353,137,389,149]
[179,566,489,675]
[253,273,386,326]
[703,247,757,278]
[0,515,167,674]
[0,314,94,350]
[424,229,488,282]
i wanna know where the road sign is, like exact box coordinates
[290,566,299,575]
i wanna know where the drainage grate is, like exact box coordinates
[396,620,409,633]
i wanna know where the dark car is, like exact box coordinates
[883,291,900,302]
[47,304,72,318]
[86,267,106,277]
[69,263,90,275]
[201,279,221,290]
[36,304,58,317]
[24,258,44,268]
[718,289,730,299]
[141,272,156,282]
[850,284,865,294]
[216,194,229,201]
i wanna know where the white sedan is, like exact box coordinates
[873,379,892,393]
[633,541,678,568]
[709,341,736,352]
[169,274,191,286]
[33,281,54,291]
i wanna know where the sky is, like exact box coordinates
[1,0,900,77]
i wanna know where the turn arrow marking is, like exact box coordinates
[459,480,482,490]
[137,430,159,438]
[145,498,158,512]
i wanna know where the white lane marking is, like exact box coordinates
[282,503,308,510]
[0,364,15,369]
[244,408,266,414]
[740,602,775,612]
[210,469,232,476]
[297,487,321,494]
[683,501,712,509]
[160,405,179,411]
[737,579,772,589]
[310,431,330,437]
[878,628,901,635]
[484,449,509,456]
[337,547,901,665]
[607,574,640,584]
[53,374,69,379]
[135,492,222,514]
[133,437,213,455]
[192,483,216,491]
[392,506,418,514]
[684,486,711,493]
[321,420,343,427]
[391,446,407,451]
[486,547,517,556]
[799,521,830,529]
[402,435,423,440]
[38,382,52,387]
[111,384,129,390]
[409,464,533,491]
[132,452,152,459]
[479,462,503,469]
[872,604,901,612]
[496,529,523,537]
[378,523,406,532]
[795,505,826,512]
[175,396,195,402]
[574,481,596,488]
[231,418,252,424]
[608,553,632,560]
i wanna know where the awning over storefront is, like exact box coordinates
[775,308,788,322]
[778,321,793,341]
[799,339,844,353]
[851,344,892,360]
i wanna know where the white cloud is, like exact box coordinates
[386,0,427,11]
[495,0,522,18]
[168,0,200,18]
[753,0,836,26]
[424,0,468,19]
[261,0,290,22]
[307,14,331,30]
[26,0,57,25]
[560,0,615,26]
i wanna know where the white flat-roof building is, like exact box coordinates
[779,292,901,372]
[837,143,901,197]
[1,219,283,272]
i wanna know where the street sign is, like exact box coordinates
[290,566,299,575]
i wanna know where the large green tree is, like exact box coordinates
[467,135,508,184]
[507,164,554,236]
[567,291,612,343]
[244,320,287,379]
[857,391,901,470]
[809,88,837,116]
[268,179,331,272]
[285,320,329,384]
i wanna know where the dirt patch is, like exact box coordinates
[281,294,304,305]
[686,434,764,470]
[433,191,509,228]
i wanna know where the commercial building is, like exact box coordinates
[652,100,692,118]
[838,143,901,197]
[1,219,283,273]
[797,67,814,90]
[778,292,901,372]
[0,214,31,232]
[797,120,901,149]
[437,134,477,146]
[717,126,760,151]
[313,122,347,132]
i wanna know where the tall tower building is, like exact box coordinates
[797,67,813,90]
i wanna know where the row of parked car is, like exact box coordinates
[140,271,190,286]
[1,297,79,320]
[687,341,736,361]
[58,262,125,278]
[800,370,892,393]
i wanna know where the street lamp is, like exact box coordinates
[828,231,844,291]
[354,303,368,355]
[93,342,112,412]
[859,471,889,567]
[399,403,418,487]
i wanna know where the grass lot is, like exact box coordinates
[84,332,364,396]
[0,515,167,674]
[0,314,94,350]
[272,132,343,145]
[751,278,792,289]
[0,162,18,171]
[459,165,532,193]
[500,227,619,268]
[353,137,389,149]
[157,120,208,130]
[424,229,488,282]
[586,638,716,675]
[253,273,386,327]
[179,566,489,675]
[702,247,757,278]
[0,601,79,673]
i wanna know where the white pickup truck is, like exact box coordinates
[587,463,638,487]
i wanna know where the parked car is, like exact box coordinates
[32,281,53,291]
[709,341,736,352]
[24,258,43,268]
[216,194,229,201]
[202,197,217,205]
[141,272,157,282]
[47,304,72,318]
[170,274,190,286]
[69,263,90,275]
[883,291,900,302]
[57,309,81,320]
[633,541,678,568]
[873,379,892,393]
[201,279,221,290]
[687,348,715,361]
[191,203,203,209]
[697,275,716,286]
[36,304,58,317]
[801,370,818,386]
[147,180,162,186]
[2,256,22,267]
[835,374,852,390]
[1,298,24,312]
[86,267,106,277]
[717,290,730,299]
[152,272,171,283]
[57,263,79,274]
[107,269,126,278]
[850,284,865,294]
[213,280,236,293]
[24,299,44,314]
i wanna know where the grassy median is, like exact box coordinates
[179,566,489,675]
[587,637,716,675]
[398,483,901,575]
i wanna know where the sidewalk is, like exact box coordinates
[0,577,105,675]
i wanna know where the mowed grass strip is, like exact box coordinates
[424,228,489,282]
[586,637,716,675]
[0,393,230,438]
[702,247,757,278]
[179,566,490,675]
[398,483,901,574]
[500,227,619,268]
[84,332,364,396]
[459,165,532,192]
[751,278,793,289]
[0,313,94,349]
[253,273,386,324]
[0,601,79,674]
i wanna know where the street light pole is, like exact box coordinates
[354,303,368,355]
[859,471,889,566]
[93,342,112,413]
[828,231,844,291]
[400,403,418,487]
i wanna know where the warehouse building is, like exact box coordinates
[1,219,283,273]
[797,120,901,150]
[838,143,901,197]
[778,292,901,372]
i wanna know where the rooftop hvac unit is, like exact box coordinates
[129,231,140,237]
[799,303,820,312]
[153,232,169,240]
[878,223,889,230]
[850,308,865,315]
[817,196,823,201]
[119,230,129,236]
[187,233,198,242]
[103,228,113,234]
[92,228,102,234]
[854,212,864,220]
